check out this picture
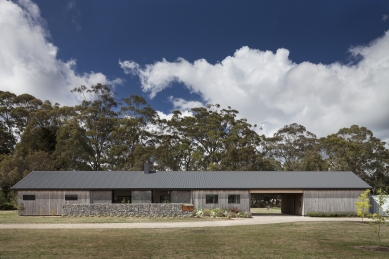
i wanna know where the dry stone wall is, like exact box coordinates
[62,203,193,217]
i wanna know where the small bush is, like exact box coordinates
[202,208,211,217]
[243,212,252,218]
[1,203,17,210]
[306,211,358,217]
[230,207,240,214]
[212,208,226,217]
[228,211,237,218]
[195,210,203,218]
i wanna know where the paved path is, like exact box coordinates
[0,216,367,229]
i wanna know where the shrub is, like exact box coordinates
[228,211,237,218]
[212,208,226,217]
[193,208,202,217]
[202,208,211,217]
[306,211,358,217]
[243,212,252,218]
[1,203,17,210]
[195,210,203,218]
[230,207,240,214]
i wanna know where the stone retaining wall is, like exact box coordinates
[62,203,193,217]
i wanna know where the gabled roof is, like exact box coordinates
[11,170,371,190]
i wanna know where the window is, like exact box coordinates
[206,194,218,204]
[228,194,240,204]
[160,196,171,203]
[23,195,35,200]
[117,196,131,203]
[65,195,78,201]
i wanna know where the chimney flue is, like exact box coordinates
[144,162,150,174]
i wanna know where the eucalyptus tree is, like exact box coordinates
[107,95,158,171]
[0,91,43,152]
[70,84,119,171]
[157,104,273,171]
[263,123,323,171]
[320,125,389,193]
[0,150,55,193]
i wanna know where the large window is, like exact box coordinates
[117,196,131,203]
[206,194,218,204]
[160,196,171,203]
[228,194,240,204]
[65,195,78,201]
[23,195,35,200]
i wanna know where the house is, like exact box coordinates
[11,163,370,216]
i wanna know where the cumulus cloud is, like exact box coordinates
[120,32,389,143]
[0,0,121,106]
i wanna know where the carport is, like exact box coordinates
[250,190,304,215]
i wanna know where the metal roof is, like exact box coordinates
[11,170,371,190]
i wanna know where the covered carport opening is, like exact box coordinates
[250,190,304,215]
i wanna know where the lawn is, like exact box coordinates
[251,207,282,214]
[0,210,219,224]
[1,221,388,258]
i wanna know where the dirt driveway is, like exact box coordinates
[0,215,367,229]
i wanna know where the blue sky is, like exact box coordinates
[1,0,389,143]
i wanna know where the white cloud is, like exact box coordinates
[0,0,121,106]
[121,32,389,143]
[383,14,388,22]
[169,97,204,111]
[156,110,193,121]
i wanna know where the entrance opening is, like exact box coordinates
[250,191,303,215]
[250,194,282,215]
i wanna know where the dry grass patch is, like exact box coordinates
[1,221,388,258]
[251,207,282,214]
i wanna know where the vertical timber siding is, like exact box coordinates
[18,190,90,216]
[91,191,112,204]
[303,190,362,215]
[132,191,151,203]
[192,190,250,211]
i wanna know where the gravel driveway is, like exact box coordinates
[0,215,367,229]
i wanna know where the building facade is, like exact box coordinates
[12,166,370,216]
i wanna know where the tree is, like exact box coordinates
[321,125,389,193]
[53,121,93,171]
[368,189,389,246]
[355,189,371,221]
[71,84,118,171]
[107,95,158,171]
[0,150,55,193]
[263,123,322,171]
[156,104,274,171]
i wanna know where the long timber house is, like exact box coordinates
[11,164,370,216]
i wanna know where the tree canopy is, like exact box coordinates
[0,86,388,196]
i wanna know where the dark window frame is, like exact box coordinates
[228,194,240,204]
[206,194,218,204]
[65,195,78,201]
[23,195,35,201]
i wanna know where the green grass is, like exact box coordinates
[251,207,282,214]
[0,221,388,258]
[0,210,221,224]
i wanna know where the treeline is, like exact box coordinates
[0,84,388,196]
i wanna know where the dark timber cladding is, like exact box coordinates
[11,170,371,216]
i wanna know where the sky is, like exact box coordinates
[1,0,389,144]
